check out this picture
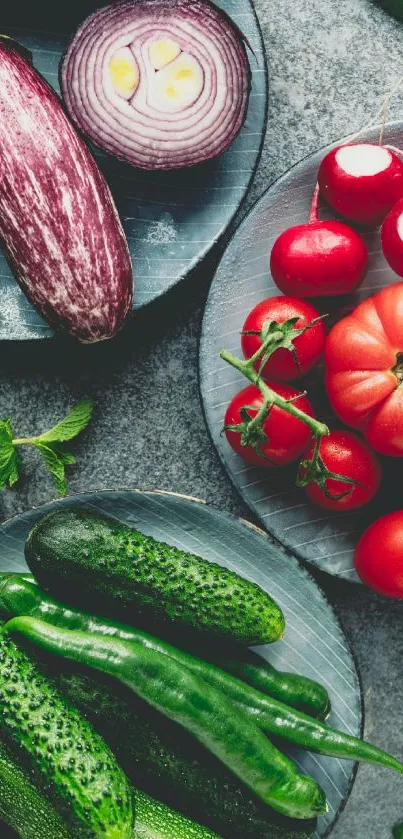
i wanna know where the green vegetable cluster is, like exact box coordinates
[0,507,401,839]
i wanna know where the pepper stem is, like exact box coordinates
[242,314,327,378]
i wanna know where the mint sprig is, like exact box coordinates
[0,401,93,496]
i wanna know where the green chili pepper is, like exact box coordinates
[0,576,400,774]
[3,615,326,822]
[213,651,330,718]
[2,572,328,716]
[393,824,403,839]
[0,576,329,718]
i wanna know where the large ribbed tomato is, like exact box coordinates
[325,283,403,456]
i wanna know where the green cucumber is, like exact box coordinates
[134,790,220,839]
[25,508,285,645]
[0,738,69,839]
[58,670,315,839]
[0,741,219,839]
[6,616,324,821]
[0,633,133,839]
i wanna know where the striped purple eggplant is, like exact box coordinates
[0,38,133,342]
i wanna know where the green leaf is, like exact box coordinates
[37,400,94,444]
[0,401,93,495]
[0,419,21,489]
[34,442,68,497]
[56,450,76,466]
[0,419,14,447]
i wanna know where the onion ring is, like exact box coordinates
[61,0,251,170]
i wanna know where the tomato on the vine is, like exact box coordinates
[354,511,403,597]
[241,296,326,382]
[300,430,382,511]
[224,382,314,467]
[325,283,403,456]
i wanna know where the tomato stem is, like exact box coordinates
[221,347,361,500]
[242,314,327,378]
[297,440,362,499]
[220,348,329,439]
[308,183,320,224]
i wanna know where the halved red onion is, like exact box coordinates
[61,0,251,170]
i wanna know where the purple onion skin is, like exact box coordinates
[0,40,133,343]
[61,0,251,171]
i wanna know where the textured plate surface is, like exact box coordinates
[0,488,361,838]
[200,123,403,583]
[1,0,267,339]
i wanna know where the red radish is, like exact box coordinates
[318,143,403,226]
[270,185,368,297]
[381,197,403,275]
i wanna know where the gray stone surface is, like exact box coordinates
[1,0,403,836]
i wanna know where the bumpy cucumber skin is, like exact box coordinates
[59,671,315,839]
[0,739,69,839]
[0,741,219,839]
[0,634,133,839]
[6,616,325,820]
[135,789,220,839]
[25,508,285,645]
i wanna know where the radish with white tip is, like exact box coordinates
[318,143,403,226]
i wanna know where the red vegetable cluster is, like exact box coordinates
[222,139,403,596]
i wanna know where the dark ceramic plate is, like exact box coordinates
[199,122,403,582]
[0,0,267,339]
[0,489,360,838]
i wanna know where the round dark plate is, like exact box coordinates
[0,0,267,340]
[0,488,361,838]
[199,122,403,582]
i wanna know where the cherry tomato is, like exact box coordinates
[224,383,314,467]
[302,430,382,511]
[241,296,326,382]
[325,283,403,456]
[354,511,403,597]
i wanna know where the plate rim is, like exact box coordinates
[198,119,403,584]
[0,485,363,838]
